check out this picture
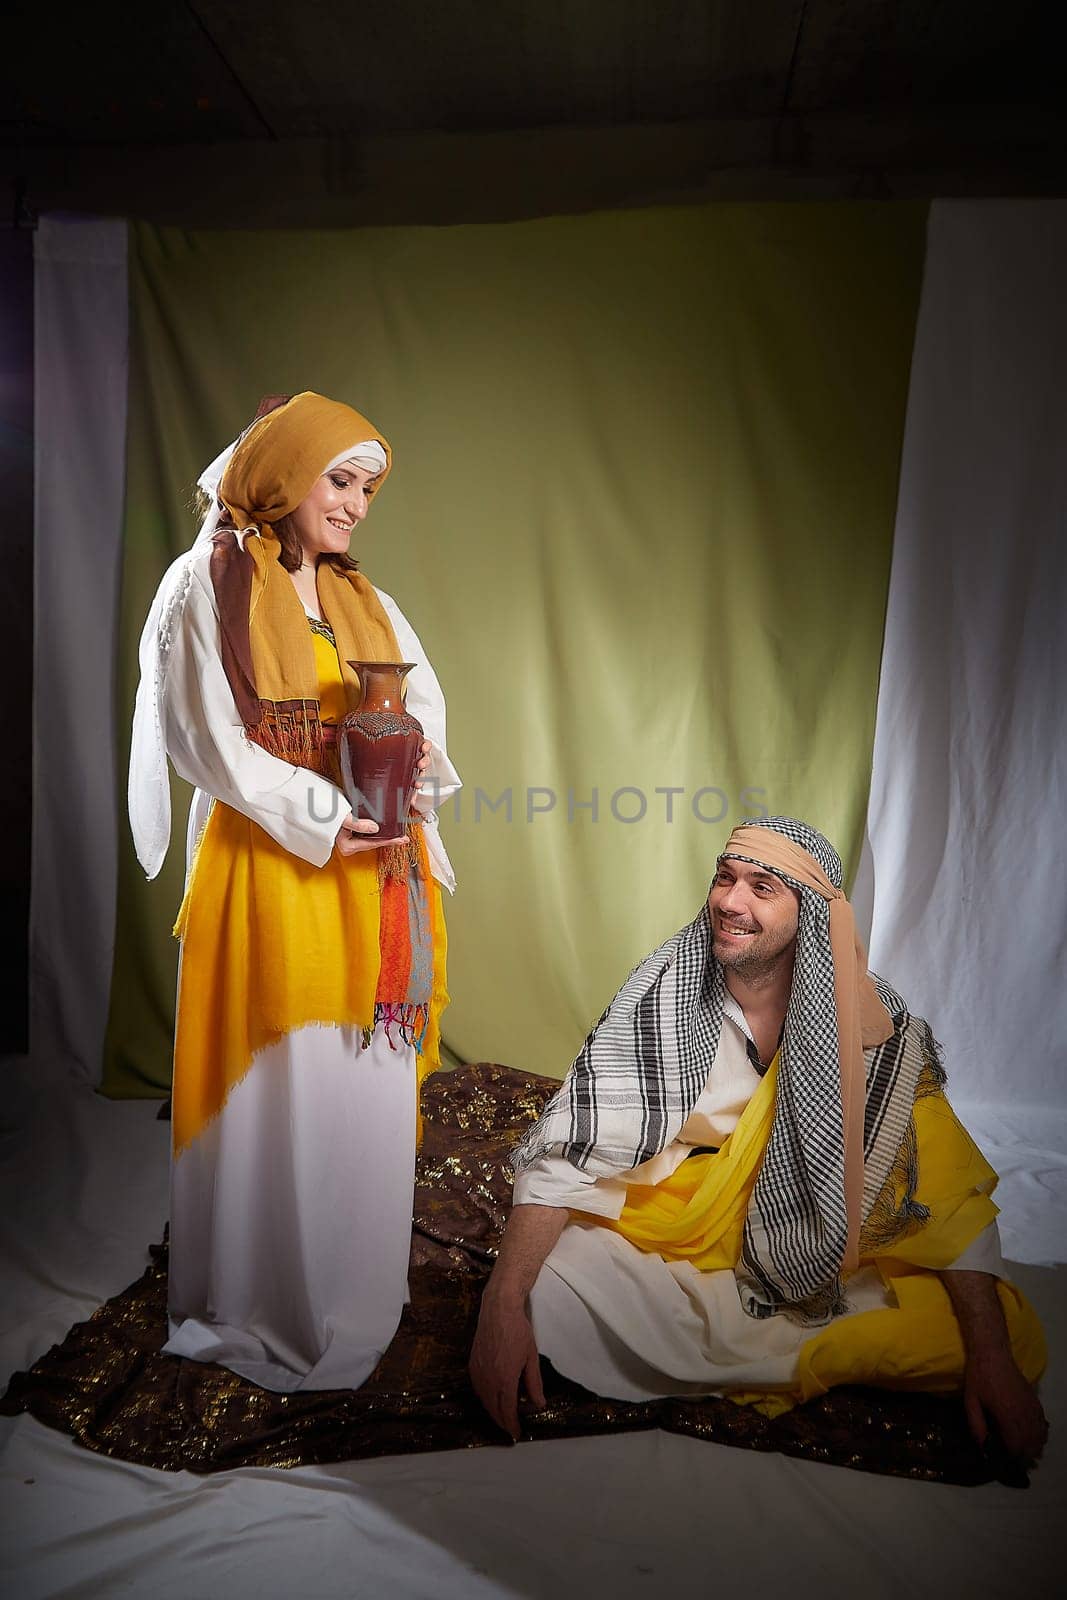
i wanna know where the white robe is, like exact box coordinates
[517,1001,1005,1403]
[159,548,459,1391]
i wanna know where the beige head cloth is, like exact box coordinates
[720,822,893,1272]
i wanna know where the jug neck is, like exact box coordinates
[347,660,416,713]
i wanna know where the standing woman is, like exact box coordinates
[128,391,460,1391]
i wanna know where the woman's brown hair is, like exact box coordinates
[271,512,360,575]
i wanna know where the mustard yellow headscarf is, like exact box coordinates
[128,392,398,882]
[219,390,392,529]
[208,391,402,757]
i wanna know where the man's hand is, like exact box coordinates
[468,1203,569,1441]
[943,1268,1048,1465]
[963,1350,1049,1463]
[469,1289,545,1442]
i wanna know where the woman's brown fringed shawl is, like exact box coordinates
[211,390,413,871]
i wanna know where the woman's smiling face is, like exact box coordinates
[287,462,380,563]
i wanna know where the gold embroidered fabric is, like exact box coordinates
[0,1064,1025,1485]
[307,615,336,645]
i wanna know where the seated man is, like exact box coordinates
[470,817,1048,1462]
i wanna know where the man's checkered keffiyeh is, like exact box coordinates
[511,817,941,1323]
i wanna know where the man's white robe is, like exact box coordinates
[517,998,1004,1402]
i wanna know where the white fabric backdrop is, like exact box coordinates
[29,203,1067,1133]
[31,217,129,1083]
[864,200,1067,1119]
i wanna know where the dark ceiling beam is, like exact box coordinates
[780,0,810,115]
[183,0,280,141]
[774,0,810,168]
[167,0,806,139]
[5,106,1064,230]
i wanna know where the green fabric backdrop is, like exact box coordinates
[104,201,927,1096]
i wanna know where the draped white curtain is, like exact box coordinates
[31,216,129,1082]
[865,201,1067,1126]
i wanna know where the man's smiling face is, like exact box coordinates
[708,858,800,977]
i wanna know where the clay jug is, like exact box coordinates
[338,662,424,835]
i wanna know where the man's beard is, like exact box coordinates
[712,927,796,983]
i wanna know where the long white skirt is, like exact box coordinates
[165,1023,417,1392]
[529,1220,893,1402]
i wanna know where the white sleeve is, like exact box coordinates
[375,587,461,893]
[163,566,347,867]
[942,1219,1008,1280]
[513,1154,630,1220]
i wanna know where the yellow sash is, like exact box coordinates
[592,1065,1045,1409]
[592,1055,779,1273]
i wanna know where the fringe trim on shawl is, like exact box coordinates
[779,1025,948,1317]
[378,818,423,885]
[247,699,326,773]
[779,1281,851,1328]
[374,1001,430,1052]
[858,1023,948,1257]
[248,698,423,886]
[203,698,412,876]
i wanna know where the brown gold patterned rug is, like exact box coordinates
[1,1063,1025,1485]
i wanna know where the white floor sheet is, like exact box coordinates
[2,1053,1065,1600]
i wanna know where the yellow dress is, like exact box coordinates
[165,622,449,1393]
[172,627,447,1155]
